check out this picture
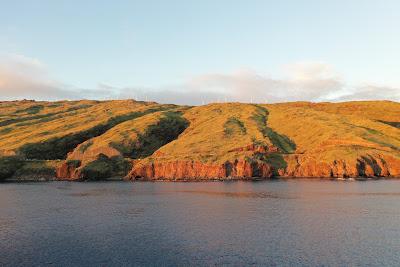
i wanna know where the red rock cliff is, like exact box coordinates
[126,159,273,180]
[56,161,83,181]
[125,154,400,180]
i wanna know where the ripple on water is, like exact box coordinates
[1,180,400,266]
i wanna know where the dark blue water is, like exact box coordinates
[1,180,400,266]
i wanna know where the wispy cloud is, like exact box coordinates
[185,63,344,103]
[0,54,398,104]
[0,53,75,100]
[335,85,400,102]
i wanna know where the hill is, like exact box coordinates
[0,100,399,181]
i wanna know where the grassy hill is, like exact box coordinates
[0,100,399,180]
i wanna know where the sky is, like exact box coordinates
[0,0,400,104]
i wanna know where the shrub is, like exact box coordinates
[110,156,132,176]
[15,105,44,114]
[0,127,13,134]
[0,156,24,180]
[81,154,113,180]
[14,160,58,176]
[66,159,82,168]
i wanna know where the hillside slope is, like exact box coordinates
[0,100,399,181]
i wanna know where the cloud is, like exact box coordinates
[179,62,399,104]
[0,55,399,104]
[185,64,344,103]
[0,53,76,100]
[335,85,400,102]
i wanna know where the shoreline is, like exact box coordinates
[3,176,400,183]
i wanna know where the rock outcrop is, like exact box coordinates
[126,159,273,180]
[125,154,400,180]
[56,161,82,181]
[280,154,400,178]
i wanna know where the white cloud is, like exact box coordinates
[185,64,344,103]
[335,85,400,102]
[0,53,75,100]
[0,55,399,104]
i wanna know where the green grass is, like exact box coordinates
[224,117,246,136]
[80,154,131,180]
[66,159,82,168]
[0,127,13,134]
[15,105,44,114]
[14,160,59,176]
[0,156,24,180]
[251,105,296,153]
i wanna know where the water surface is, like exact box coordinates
[1,180,400,266]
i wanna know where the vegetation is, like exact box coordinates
[80,154,131,180]
[66,159,82,168]
[131,111,189,158]
[13,160,59,177]
[79,140,93,153]
[379,120,400,129]
[224,117,246,136]
[15,105,44,114]
[0,100,169,153]
[19,107,167,160]
[251,105,296,153]
[81,154,114,180]
[0,103,92,127]
[1,100,399,179]
[0,156,24,180]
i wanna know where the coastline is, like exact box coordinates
[3,175,400,183]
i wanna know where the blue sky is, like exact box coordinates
[0,0,399,103]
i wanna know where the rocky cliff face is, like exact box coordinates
[125,154,400,180]
[56,161,83,181]
[281,154,400,178]
[126,159,273,180]
[57,152,400,181]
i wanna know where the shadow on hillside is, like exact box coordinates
[251,105,296,153]
[130,111,189,159]
[378,120,400,129]
[249,105,297,175]
[252,152,287,176]
[19,107,170,160]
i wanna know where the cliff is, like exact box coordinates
[0,100,399,181]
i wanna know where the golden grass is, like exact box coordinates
[145,101,400,165]
[265,101,400,162]
[146,103,273,163]
[1,100,399,168]
[0,100,166,153]
[68,111,166,163]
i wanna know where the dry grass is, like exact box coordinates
[264,101,400,162]
[67,111,167,163]
[0,100,171,154]
[1,100,399,170]
[146,103,274,163]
